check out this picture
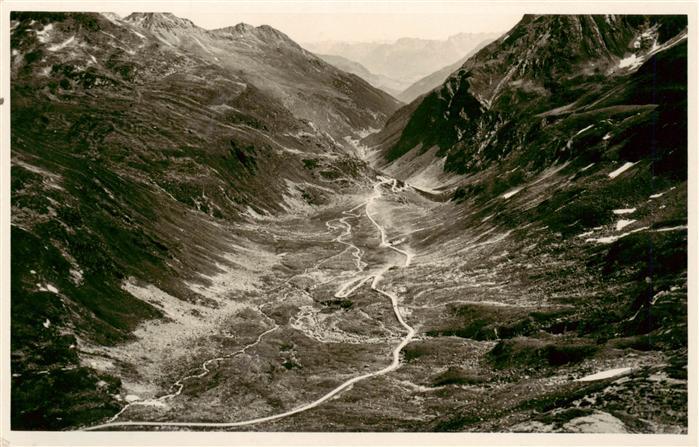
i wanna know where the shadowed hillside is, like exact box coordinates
[10,11,396,429]
[365,14,688,432]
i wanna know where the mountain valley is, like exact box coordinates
[9,12,689,434]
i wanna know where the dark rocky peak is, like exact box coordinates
[124,12,198,31]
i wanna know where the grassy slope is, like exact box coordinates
[9,12,383,430]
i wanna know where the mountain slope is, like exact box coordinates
[365,14,688,431]
[396,38,493,103]
[370,15,687,175]
[315,53,404,97]
[10,11,394,430]
[121,13,401,139]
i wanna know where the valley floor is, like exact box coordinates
[80,171,687,433]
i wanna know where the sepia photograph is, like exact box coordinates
[2,0,696,445]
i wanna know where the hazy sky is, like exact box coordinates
[106,1,524,43]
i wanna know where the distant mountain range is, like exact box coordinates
[395,38,493,103]
[304,32,500,92]
[315,53,405,97]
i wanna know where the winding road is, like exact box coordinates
[101,315,279,425]
[86,177,416,431]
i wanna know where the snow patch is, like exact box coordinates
[615,219,636,231]
[502,187,523,199]
[356,127,380,139]
[42,319,51,328]
[70,268,84,285]
[586,226,648,244]
[100,30,119,41]
[612,208,636,215]
[48,35,75,52]
[46,284,59,293]
[575,367,632,382]
[35,23,54,43]
[245,206,266,220]
[124,394,140,402]
[575,124,594,136]
[653,225,687,233]
[618,53,642,69]
[608,161,637,179]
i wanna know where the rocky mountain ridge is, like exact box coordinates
[369,15,687,176]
